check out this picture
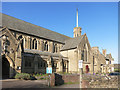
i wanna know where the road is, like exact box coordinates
[1,79,49,88]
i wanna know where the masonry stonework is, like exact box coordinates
[1,13,114,78]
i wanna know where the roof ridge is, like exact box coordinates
[65,34,84,42]
[61,35,85,51]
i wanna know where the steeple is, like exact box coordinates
[73,8,82,38]
[77,8,78,27]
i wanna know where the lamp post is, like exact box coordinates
[78,60,83,89]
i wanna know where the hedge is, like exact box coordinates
[15,73,31,80]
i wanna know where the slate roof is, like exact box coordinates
[0,13,71,43]
[61,34,85,51]
[24,49,63,57]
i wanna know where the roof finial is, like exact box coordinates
[77,8,78,27]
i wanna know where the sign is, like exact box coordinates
[78,60,83,68]
[46,67,52,74]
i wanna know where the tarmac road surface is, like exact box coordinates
[1,79,49,88]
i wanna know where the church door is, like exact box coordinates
[2,57,10,79]
[86,65,89,73]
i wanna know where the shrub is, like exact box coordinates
[30,76,37,80]
[96,72,99,74]
[114,69,120,72]
[32,73,49,80]
[15,73,31,80]
[38,76,49,80]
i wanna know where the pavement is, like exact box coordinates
[53,84,80,88]
[1,77,119,89]
[1,79,81,89]
[1,79,49,88]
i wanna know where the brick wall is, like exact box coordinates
[62,74,80,83]
[50,73,80,86]
[50,73,90,88]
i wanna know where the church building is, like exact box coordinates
[0,9,114,78]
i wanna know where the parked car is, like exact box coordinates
[108,72,120,76]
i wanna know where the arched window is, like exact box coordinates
[86,44,88,62]
[23,38,26,49]
[18,35,24,52]
[53,43,57,53]
[81,50,84,60]
[55,44,57,53]
[46,44,48,51]
[53,43,55,53]
[32,39,35,49]
[32,39,37,49]
[30,38,32,49]
[18,35,22,40]
[35,40,37,49]
[44,41,48,51]
[64,63,66,68]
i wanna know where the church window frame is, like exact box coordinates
[85,44,88,62]
[35,40,37,49]
[53,43,57,53]
[32,39,35,49]
[32,39,37,49]
[44,41,48,51]
[81,50,84,61]
[30,38,32,49]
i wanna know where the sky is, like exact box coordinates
[1,2,118,64]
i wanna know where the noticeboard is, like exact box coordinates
[78,60,83,68]
[46,67,52,74]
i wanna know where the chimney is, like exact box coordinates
[102,49,106,57]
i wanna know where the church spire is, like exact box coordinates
[73,8,82,38]
[77,8,78,27]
